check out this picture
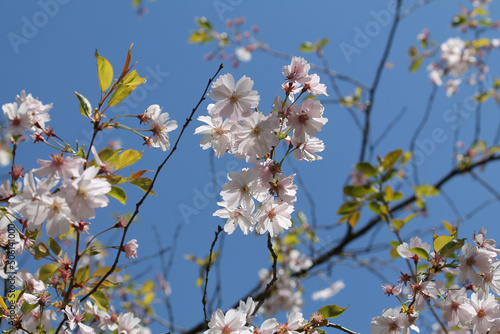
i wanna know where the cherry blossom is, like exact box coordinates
[435,288,474,327]
[194,113,233,157]
[255,196,294,237]
[59,166,111,221]
[214,204,255,235]
[288,99,327,143]
[123,239,139,260]
[147,105,178,151]
[209,73,260,122]
[370,308,411,334]
[220,169,268,212]
[2,102,32,135]
[205,309,248,334]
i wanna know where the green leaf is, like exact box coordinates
[384,185,394,202]
[392,191,404,201]
[129,177,156,195]
[368,201,381,214]
[473,38,490,49]
[434,235,454,253]
[89,289,109,311]
[188,30,212,44]
[108,70,146,107]
[415,184,439,197]
[74,91,92,118]
[108,186,127,204]
[48,237,62,257]
[95,50,114,92]
[348,211,360,227]
[337,201,361,215]
[473,7,489,16]
[196,17,212,30]
[452,14,467,27]
[34,242,50,260]
[404,212,419,223]
[343,185,374,198]
[410,57,423,73]
[392,219,404,231]
[75,265,89,284]
[494,78,500,90]
[380,169,396,183]
[9,287,26,305]
[317,304,349,319]
[408,247,429,261]
[382,149,403,171]
[115,149,142,171]
[474,91,490,103]
[299,42,314,53]
[317,38,330,48]
[38,263,59,282]
[91,266,123,279]
[439,238,466,258]
[355,162,378,178]
[21,301,38,314]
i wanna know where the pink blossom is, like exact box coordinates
[209,74,260,122]
[123,239,139,260]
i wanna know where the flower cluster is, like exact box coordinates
[195,57,327,237]
[371,228,500,334]
[205,299,314,334]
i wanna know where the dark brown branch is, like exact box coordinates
[251,233,278,316]
[203,225,223,327]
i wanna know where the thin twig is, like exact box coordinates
[326,322,360,334]
[359,0,402,162]
[203,225,223,327]
[251,233,278,316]
[369,107,408,161]
[409,85,438,185]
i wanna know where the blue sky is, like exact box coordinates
[2,1,500,333]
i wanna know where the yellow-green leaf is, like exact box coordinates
[74,91,92,118]
[348,211,360,227]
[38,263,58,282]
[0,297,8,313]
[434,235,454,253]
[143,291,155,306]
[108,70,145,107]
[90,266,122,279]
[129,178,156,195]
[408,247,429,260]
[48,237,62,257]
[392,219,404,231]
[442,220,455,235]
[337,201,362,215]
[75,265,89,284]
[318,304,349,319]
[473,38,490,49]
[95,50,114,92]
[439,238,466,258]
[89,289,109,311]
[108,186,127,204]
[140,280,155,294]
[116,149,142,171]
[382,149,403,171]
[355,162,378,178]
[34,242,50,260]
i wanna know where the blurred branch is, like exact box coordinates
[359,0,402,162]
[409,85,438,185]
